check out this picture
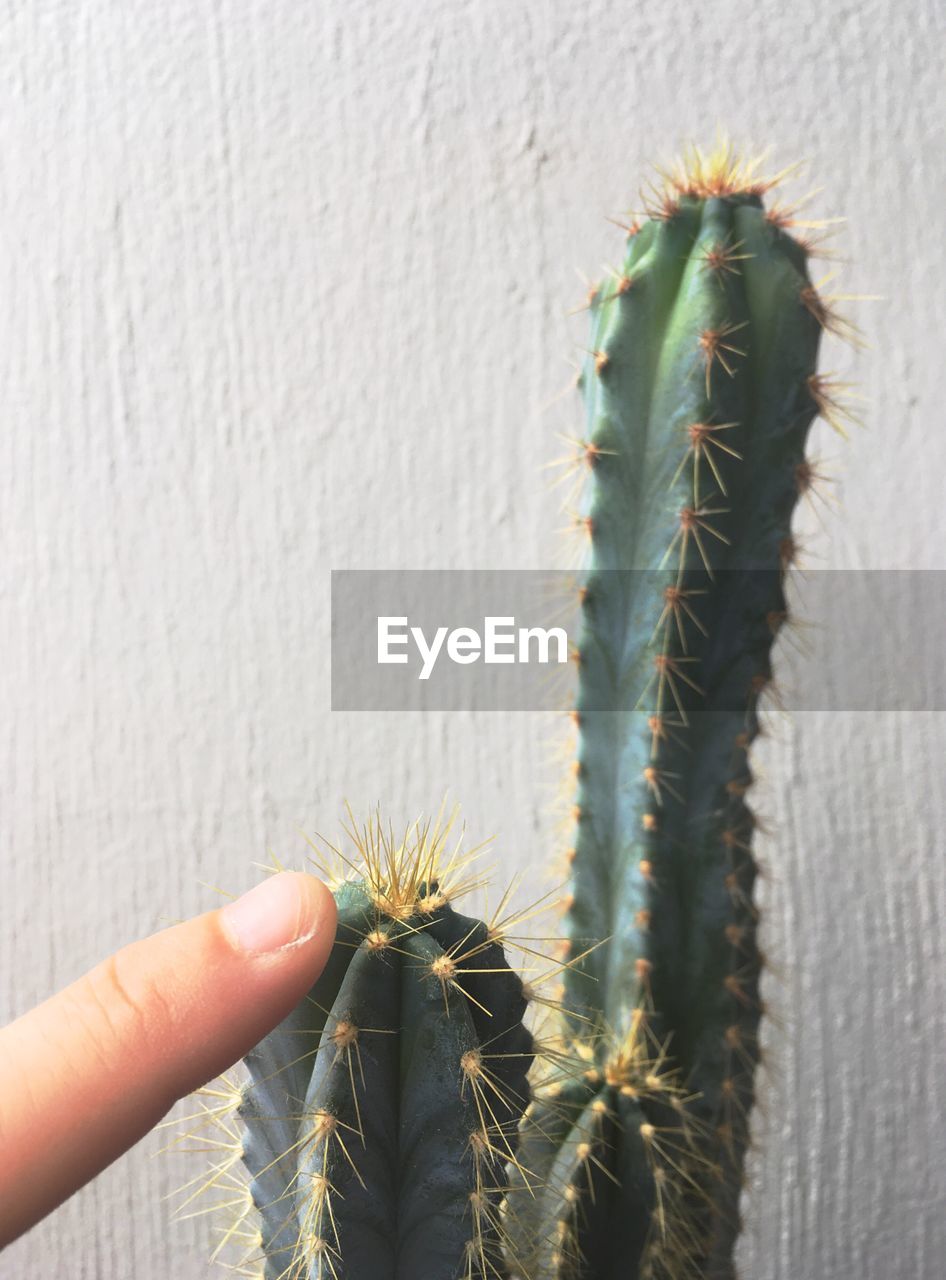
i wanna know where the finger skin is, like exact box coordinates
[0,872,336,1247]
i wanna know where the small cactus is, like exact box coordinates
[234,817,534,1279]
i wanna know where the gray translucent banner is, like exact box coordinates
[330,570,946,711]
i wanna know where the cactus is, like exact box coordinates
[508,143,854,1280]
[189,816,536,1280]
[176,142,855,1280]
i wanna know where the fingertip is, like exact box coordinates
[220,870,337,958]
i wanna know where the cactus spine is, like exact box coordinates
[510,145,851,1280]
[238,817,534,1279]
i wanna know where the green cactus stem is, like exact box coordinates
[516,143,854,1280]
[235,816,535,1280]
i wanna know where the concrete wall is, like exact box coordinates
[2,1,943,1275]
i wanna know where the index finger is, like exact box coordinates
[0,871,336,1246]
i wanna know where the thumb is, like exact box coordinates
[0,871,337,1246]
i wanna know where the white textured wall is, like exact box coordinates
[2,1,944,1276]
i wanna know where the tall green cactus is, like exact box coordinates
[199,817,535,1280]
[508,144,851,1280]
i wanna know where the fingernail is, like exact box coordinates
[221,872,324,954]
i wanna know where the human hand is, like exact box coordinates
[0,872,337,1247]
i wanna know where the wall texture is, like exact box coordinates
[1,1,944,1276]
